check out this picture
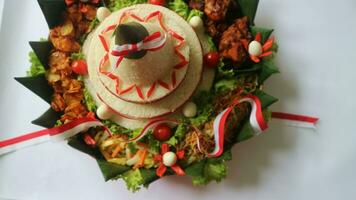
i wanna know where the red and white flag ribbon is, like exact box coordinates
[208,94,268,157]
[0,100,318,157]
[0,117,105,156]
[111,31,167,57]
[271,112,319,129]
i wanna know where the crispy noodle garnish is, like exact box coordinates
[179,124,214,163]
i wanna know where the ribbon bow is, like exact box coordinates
[111,31,167,57]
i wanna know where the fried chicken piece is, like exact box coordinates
[48,51,71,71]
[82,5,97,21]
[67,4,83,23]
[52,93,66,112]
[50,27,81,53]
[47,51,72,82]
[204,0,230,21]
[204,18,228,40]
[189,0,205,11]
[219,16,252,67]
[61,102,88,123]
[46,3,97,124]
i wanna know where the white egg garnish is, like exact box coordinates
[162,151,177,167]
[96,104,112,120]
[183,102,197,118]
[189,16,204,32]
[97,7,111,22]
[248,40,263,56]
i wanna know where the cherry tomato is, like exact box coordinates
[153,124,172,141]
[72,60,88,75]
[203,52,220,68]
[148,0,165,6]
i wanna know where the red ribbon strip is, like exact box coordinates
[271,112,319,124]
[0,117,105,155]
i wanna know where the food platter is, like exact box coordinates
[1,0,352,199]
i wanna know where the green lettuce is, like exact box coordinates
[27,51,46,77]
[214,79,238,94]
[187,9,203,21]
[122,169,144,192]
[185,150,232,185]
[108,0,147,12]
[102,119,131,135]
[70,52,85,61]
[168,0,189,19]
[83,88,97,112]
[206,35,217,51]
[166,124,187,146]
[120,168,159,192]
[138,131,161,153]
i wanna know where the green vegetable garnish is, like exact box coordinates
[109,0,147,12]
[185,150,232,185]
[27,51,46,77]
[166,124,187,146]
[168,0,189,19]
[122,169,144,192]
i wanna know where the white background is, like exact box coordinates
[0,0,356,199]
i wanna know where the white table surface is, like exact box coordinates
[0,0,355,199]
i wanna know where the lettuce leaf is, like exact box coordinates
[206,35,217,51]
[185,150,232,185]
[187,9,203,21]
[70,52,85,61]
[108,0,147,12]
[102,119,131,135]
[214,78,238,94]
[168,0,189,19]
[83,88,97,112]
[27,51,46,77]
[166,124,187,146]
[122,169,144,192]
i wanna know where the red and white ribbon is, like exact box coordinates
[111,31,167,57]
[208,94,268,157]
[127,118,178,143]
[271,112,319,129]
[0,117,106,156]
[0,101,318,157]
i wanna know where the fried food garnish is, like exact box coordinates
[219,17,252,67]
[204,0,231,21]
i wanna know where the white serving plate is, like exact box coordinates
[0,0,356,199]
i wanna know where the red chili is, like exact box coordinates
[83,133,96,146]
[148,0,166,6]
